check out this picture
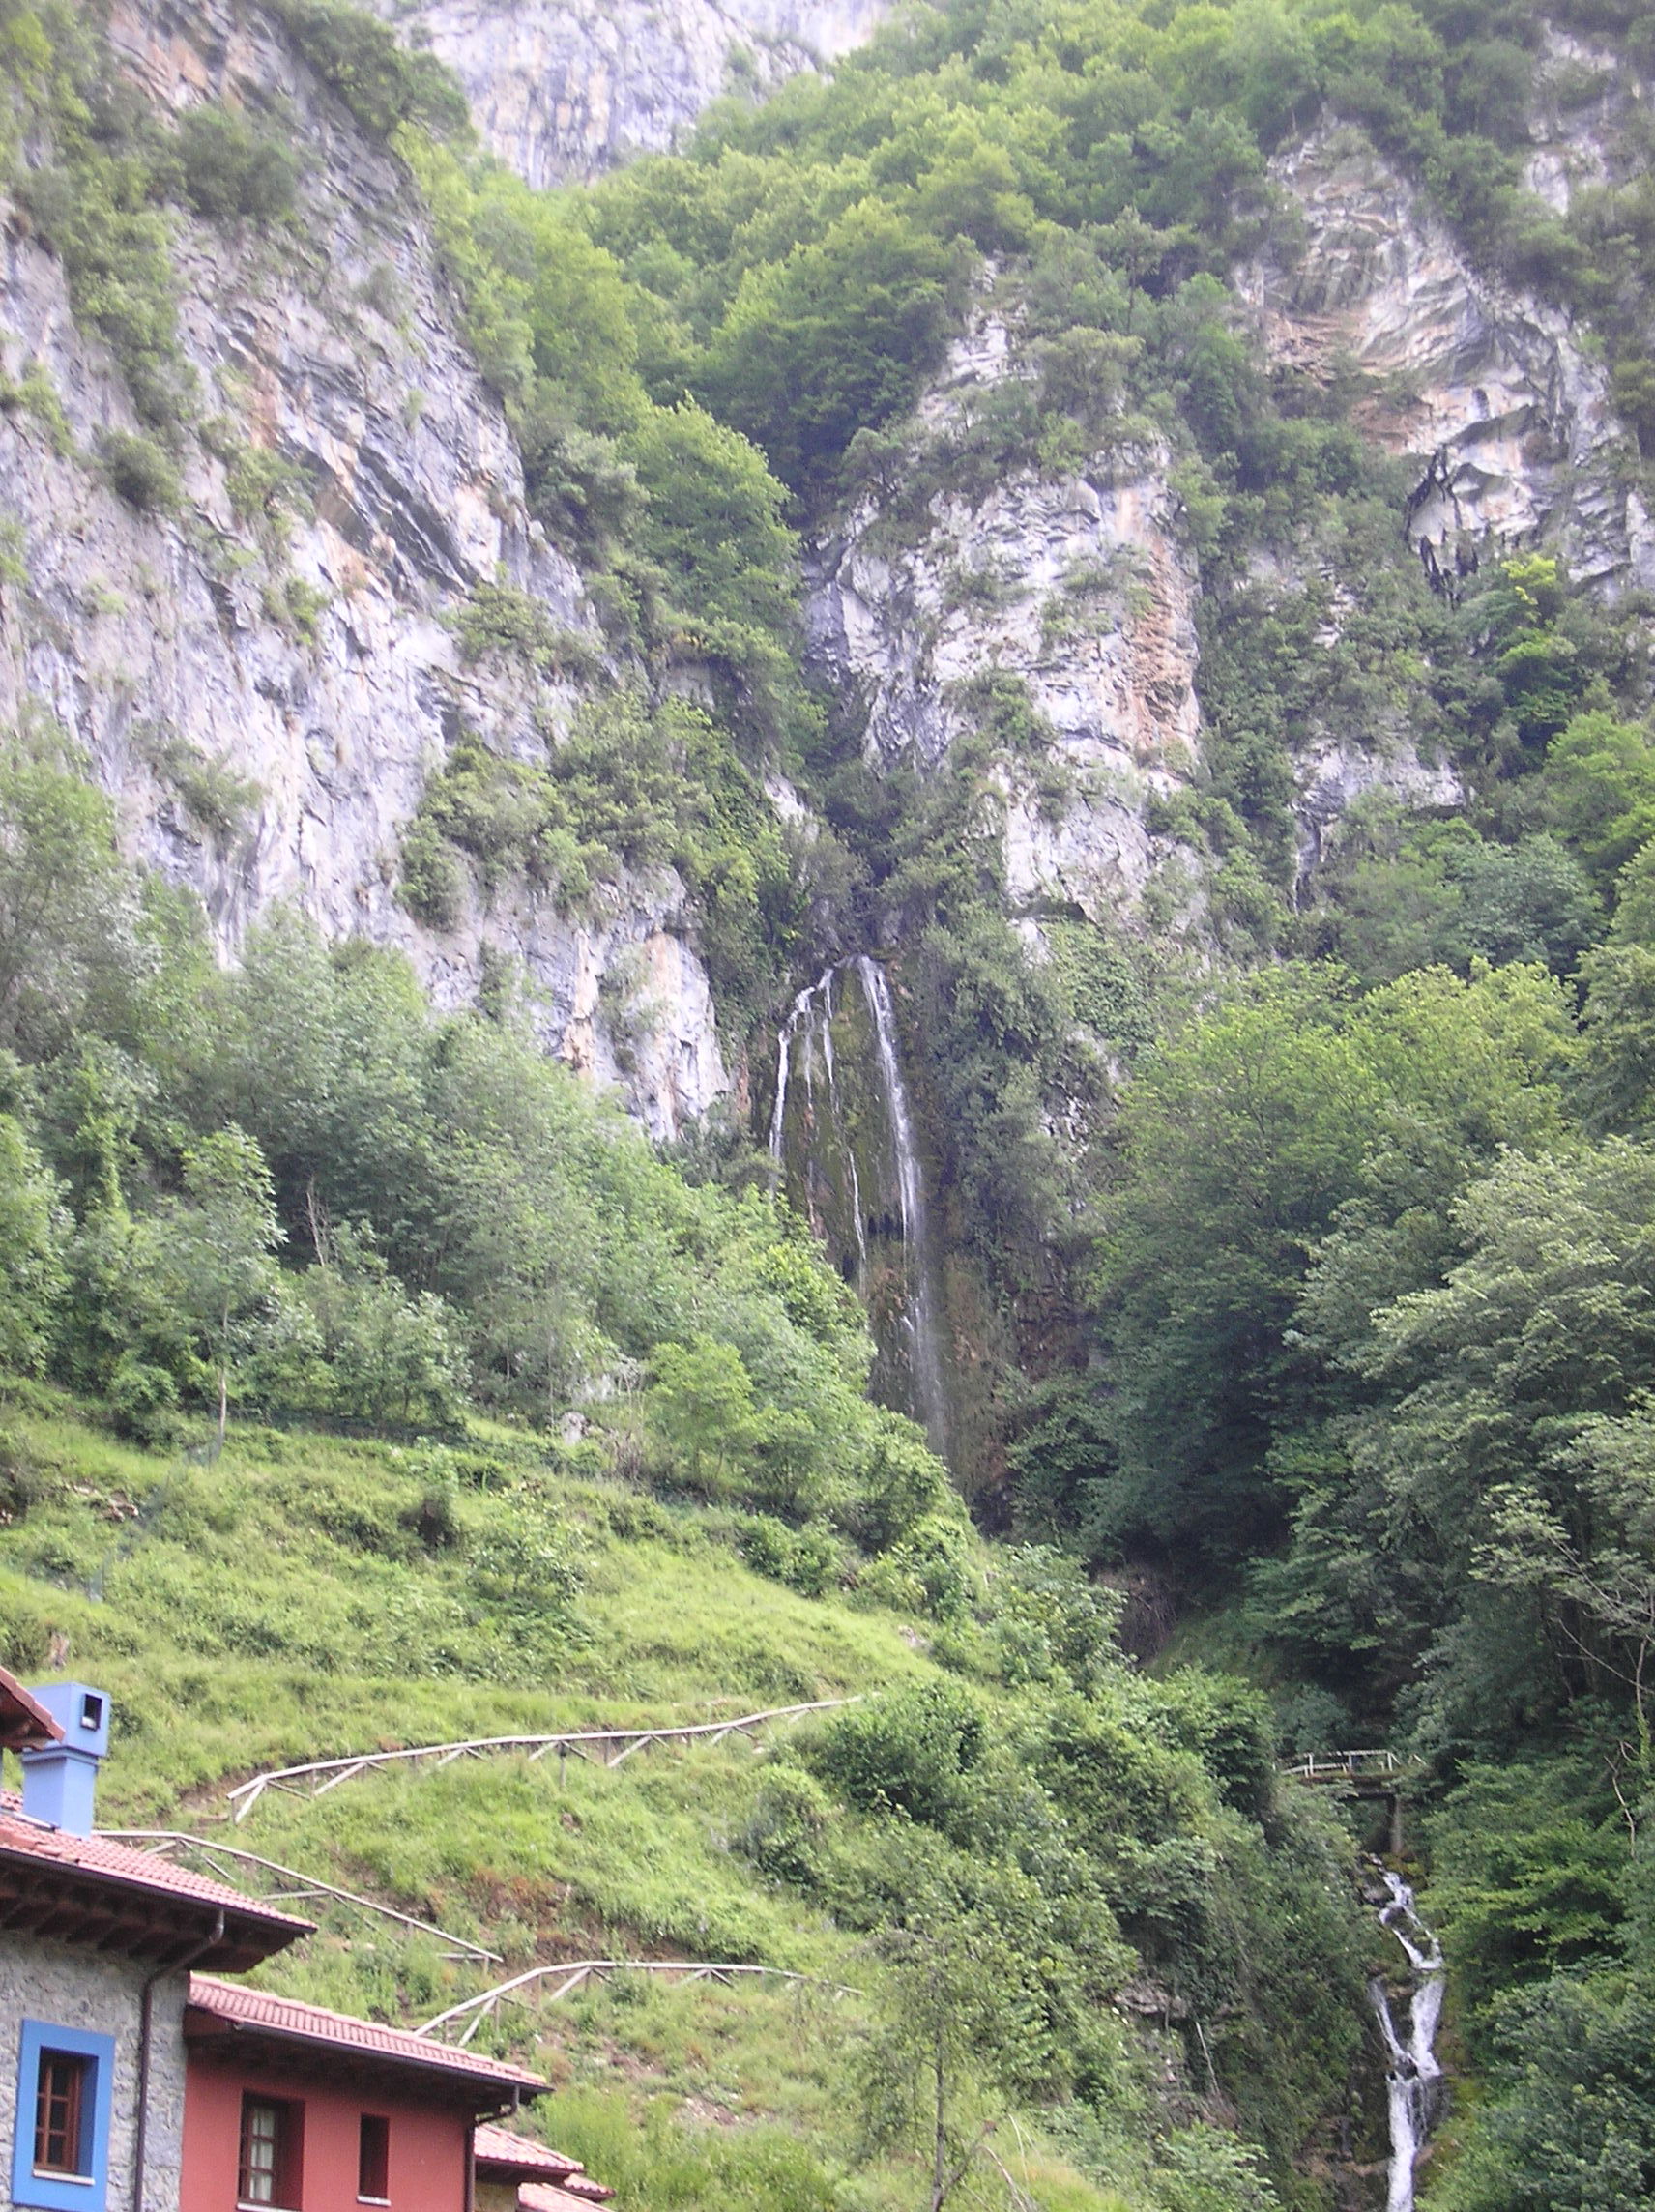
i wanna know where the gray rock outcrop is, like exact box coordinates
[806,316,1204,925]
[0,0,727,1138]
[378,0,891,187]
[1237,123,1654,594]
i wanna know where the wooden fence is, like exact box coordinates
[226,1698,859,1821]
[101,1829,501,1961]
[419,1959,860,2045]
[1278,1749,1403,1782]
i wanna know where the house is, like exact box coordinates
[1,1670,557,2212]
[180,1981,547,2212]
[473,2124,613,2212]
[1,1668,311,2212]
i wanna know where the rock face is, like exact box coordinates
[0,0,726,1138]
[1237,123,1654,594]
[806,318,1204,925]
[378,0,891,187]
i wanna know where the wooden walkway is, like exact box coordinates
[1279,1749,1421,1853]
[227,1698,859,1821]
[419,1959,860,2045]
[1279,1749,1403,1783]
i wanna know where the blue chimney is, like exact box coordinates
[19,1683,110,1834]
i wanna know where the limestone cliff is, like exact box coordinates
[1238,119,1653,597]
[806,314,1204,927]
[0,0,726,1138]
[375,0,892,187]
[6,0,1650,1158]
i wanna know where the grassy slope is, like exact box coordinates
[0,1389,1135,2212]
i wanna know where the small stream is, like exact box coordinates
[1368,1871,1446,2212]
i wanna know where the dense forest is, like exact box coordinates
[9,0,1655,2205]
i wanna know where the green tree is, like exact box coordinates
[1546,712,1655,888]
[0,1114,66,1374]
[648,1338,761,1489]
[702,198,969,502]
[300,1218,468,1426]
[857,1895,1032,2212]
[0,724,130,1057]
[156,1125,283,1441]
[1091,961,1579,1557]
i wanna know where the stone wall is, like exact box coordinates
[0,1937,189,2212]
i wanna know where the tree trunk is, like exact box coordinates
[930,2026,946,2212]
[217,1296,230,1446]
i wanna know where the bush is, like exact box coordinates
[271,0,469,138]
[99,430,181,514]
[174,104,297,223]
[737,1764,834,1885]
[734,1512,843,1597]
[810,1678,985,1827]
[108,1354,181,1447]
[858,1511,978,1620]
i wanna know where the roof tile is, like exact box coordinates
[188,1975,548,2094]
[519,2182,614,2210]
[0,1809,310,1935]
[474,2125,582,2179]
[0,1667,62,1751]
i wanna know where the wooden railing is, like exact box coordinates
[1279,1749,1402,1782]
[226,1698,859,1821]
[419,1959,860,2045]
[100,1830,501,1961]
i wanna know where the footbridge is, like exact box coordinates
[1279,1749,1426,1852]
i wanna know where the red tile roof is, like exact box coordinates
[0,1802,310,1967]
[474,2126,582,2181]
[0,1667,62,1751]
[520,2183,613,2211]
[188,1976,549,2098]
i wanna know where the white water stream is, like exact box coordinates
[1369,1871,1445,2212]
[856,956,948,1454]
[769,957,948,1456]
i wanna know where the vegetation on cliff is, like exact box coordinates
[12,0,1655,2204]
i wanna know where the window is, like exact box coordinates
[12,2023,115,2212]
[357,2115,390,2203]
[238,2096,301,2211]
[35,2052,90,2174]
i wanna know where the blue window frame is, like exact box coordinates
[13,2020,116,2212]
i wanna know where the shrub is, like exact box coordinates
[734,1512,843,1597]
[447,581,598,679]
[108,1354,181,1447]
[99,429,181,514]
[132,721,260,843]
[737,1764,834,1885]
[271,0,468,138]
[174,104,297,223]
[810,1678,985,1827]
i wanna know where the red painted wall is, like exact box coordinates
[182,2053,472,2212]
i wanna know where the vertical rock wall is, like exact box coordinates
[373,0,892,187]
[0,0,729,1138]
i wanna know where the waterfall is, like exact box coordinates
[1368,1871,1445,2212]
[856,956,948,1458]
[768,957,949,1460]
[769,969,868,1272]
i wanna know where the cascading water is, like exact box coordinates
[769,968,868,1273]
[1368,1870,1446,2212]
[855,956,948,1457]
[768,956,949,1459]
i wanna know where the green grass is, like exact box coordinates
[0,1391,1356,2212]
[0,1393,1134,2212]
